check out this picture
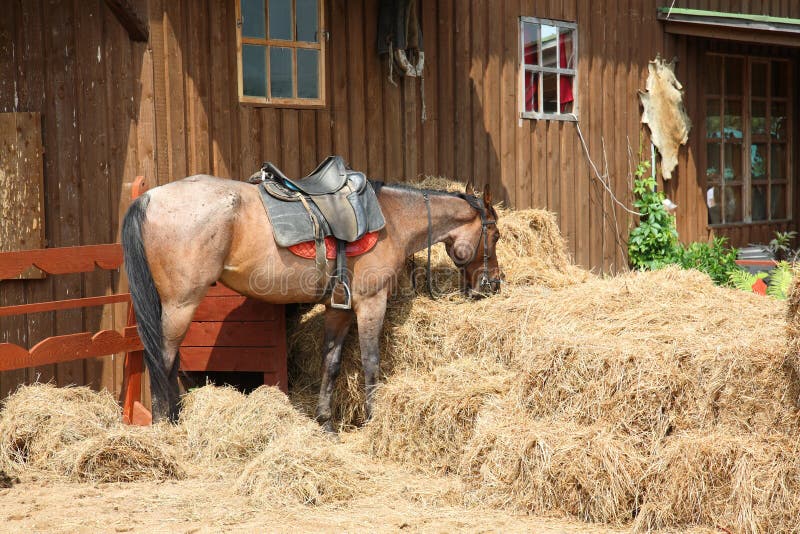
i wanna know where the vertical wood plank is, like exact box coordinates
[500,0,519,208]
[363,0,386,178]
[419,0,438,177]
[436,0,455,179]
[209,0,234,178]
[0,1,28,396]
[346,0,367,171]
[76,0,112,391]
[573,0,590,267]
[14,0,56,384]
[47,0,84,386]
[453,1,471,181]
[329,0,350,161]
[470,0,487,188]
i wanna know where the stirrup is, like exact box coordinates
[330,280,352,310]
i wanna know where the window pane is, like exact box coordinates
[751,100,766,137]
[705,55,721,94]
[771,144,787,181]
[750,143,767,180]
[242,44,267,97]
[706,99,720,139]
[522,22,539,67]
[724,185,743,222]
[559,75,574,113]
[772,61,788,97]
[706,143,720,180]
[297,48,319,99]
[723,100,742,140]
[269,46,293,98]
[752,184,767,221]
[542,72,558,113]
[707,185,722,225]
[296,0,318,42]
[771,185,786,219]
[723,143,741,181]
[751,62,767,97]
[559,27,574,69]
[242,0,266,38]
[771,101,787,141]
[269,0,292,40]
[541,25,557,69]
[525,71,539,112]
[724,57,743,96]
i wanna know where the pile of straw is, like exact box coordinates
[0,384,182,482]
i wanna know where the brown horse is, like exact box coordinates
[121,176,502,429]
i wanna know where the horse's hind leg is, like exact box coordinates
[315,308,354,433]
[152,297,205,422]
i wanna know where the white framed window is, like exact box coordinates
[519,17,577,121]
[236,0,326,108]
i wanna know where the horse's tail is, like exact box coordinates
[121,195,168,402]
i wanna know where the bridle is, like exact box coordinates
[418,192,501,299]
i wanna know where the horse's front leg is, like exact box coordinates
[315,307,354,433]
[355,289,389,422]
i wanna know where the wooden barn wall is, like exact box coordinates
[0,0,156,396]
[150,0,800,278]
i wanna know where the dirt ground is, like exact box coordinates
[0,477,629,534]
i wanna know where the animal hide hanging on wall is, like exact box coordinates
[639,55,692,180]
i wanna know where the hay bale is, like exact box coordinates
[461,398,646,525]
[785,268,800,405]
[178,385,318,464]
[67,425,185,482]
[634,429,800,533]
[237,428,371,506]
[0,383,120,475]
[365,359,513,474]
[515,267,798,438]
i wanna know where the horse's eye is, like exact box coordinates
[494,232,501,243]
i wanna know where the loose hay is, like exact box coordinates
[68,426,185,482]
[237,428,371,506]
[178,385,318,465]
[0,383,120,476]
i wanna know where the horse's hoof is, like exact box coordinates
[320,421,340,441]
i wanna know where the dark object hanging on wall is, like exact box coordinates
[378,0,424,79]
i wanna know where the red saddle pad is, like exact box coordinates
[287,231,380,260]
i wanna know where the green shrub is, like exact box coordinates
[628,161,680,270]
[676,237,739,287]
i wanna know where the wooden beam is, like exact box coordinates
[104,0,149,42]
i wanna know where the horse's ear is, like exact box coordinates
[483,183,493,205]
[465,181,477,196]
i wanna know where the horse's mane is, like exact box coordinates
[371,181,487,212]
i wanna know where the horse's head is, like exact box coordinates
[445,183,504,298]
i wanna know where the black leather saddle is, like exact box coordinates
[250,156,385,309]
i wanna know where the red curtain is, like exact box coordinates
[524,32,574,113]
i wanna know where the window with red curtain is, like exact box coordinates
[521,17,577,120]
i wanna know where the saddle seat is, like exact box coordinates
[271,155,351,196]
[258,156,373,243]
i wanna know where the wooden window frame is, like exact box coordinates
[519,16,578,122]
[704,52,793,228]
[235,0,327,109]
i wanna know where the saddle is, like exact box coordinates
[251,156,385,310]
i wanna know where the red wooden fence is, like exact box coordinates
[0,176,287,425]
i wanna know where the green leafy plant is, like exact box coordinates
[628,161,680,270]
[769,230,798,262]
[728,268,767,293]
[767,261,793,300]
[727,261,793,300]
[677,237,739,287]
